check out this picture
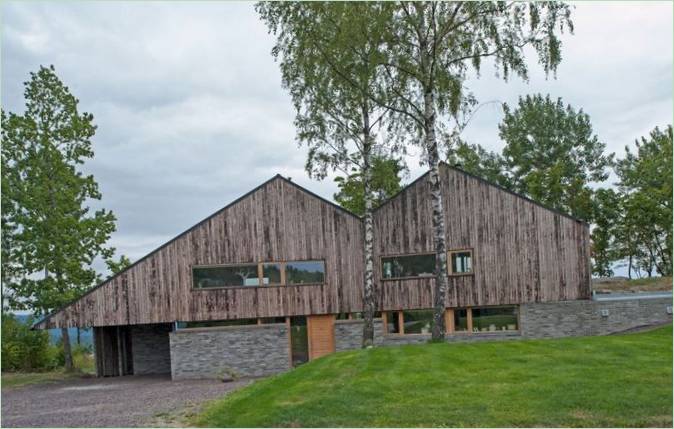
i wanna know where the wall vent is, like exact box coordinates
[600,309,610,317]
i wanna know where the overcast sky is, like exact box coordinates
[2,1,672,275]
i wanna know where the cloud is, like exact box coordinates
[2,1,672,277]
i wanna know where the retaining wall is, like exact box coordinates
[520,296,672,338]
[169,323,290,380]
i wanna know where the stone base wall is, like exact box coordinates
[520,297,672,338]
[169,323,290,380]
[335,319,384,351]
[131,323,172,375]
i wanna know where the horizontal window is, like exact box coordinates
[382,254,436,279]
[384,309,433,335]
[286,260,325,284]
[382,249,474,280]
[192,260,325,289]
[472,306,518,333]
[403,309,434,334]
[384,306,519,336]
[193,264,259,289]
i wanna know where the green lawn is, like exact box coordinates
[2,351,95,389]
[195,325,673,428]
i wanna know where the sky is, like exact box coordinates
[2,1,672,277]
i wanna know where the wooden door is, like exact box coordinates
[307,314,335,360]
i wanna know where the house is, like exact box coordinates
[34,163,670,379]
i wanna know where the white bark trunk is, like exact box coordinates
[424,90,449,341]
[362,117,376,347]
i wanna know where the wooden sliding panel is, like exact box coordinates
[445,309,455,334]
[307,314,335,359]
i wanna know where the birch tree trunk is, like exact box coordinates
[362,110,376,347]
[424,89,449,341]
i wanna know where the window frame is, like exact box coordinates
[447,248,474,276]
[383,305,520,336]
[191,262,261,289]
[380,252,437,281]
[191,259,327,291]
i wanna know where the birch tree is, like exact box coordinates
[257,2,401,346]
[1,66,117,370]
[379,2,573,340]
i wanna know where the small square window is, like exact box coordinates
[449,249,473,275]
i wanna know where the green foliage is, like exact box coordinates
[614,125,672,277]
[333,157,407,216]
[195,325,672,427]
[256,2,400,180]
[591,188,622,277]
[1,65,117,315]
[447,141,510,188]
[105,254,132,276]
[1,313,58,372]
[381,2,573,143]
[498,94,613,221]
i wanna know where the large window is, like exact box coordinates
[286,260,325,284]
[449,249,473,275]
[262,263,283,285]
[403,310,434,334]
[193,264,259,289]
[384,306,519,336]
[384,310,434,335]
[381,254,436,279]
[193,260,325,289]
[472,306,518,332]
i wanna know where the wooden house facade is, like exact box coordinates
[34,164,591,378]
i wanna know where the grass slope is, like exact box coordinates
[592,276,672,293]
[196,325,673,428]
[1,371,88,389]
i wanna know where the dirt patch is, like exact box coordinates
[1,374,250,427]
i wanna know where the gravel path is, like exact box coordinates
[1,374,250,427]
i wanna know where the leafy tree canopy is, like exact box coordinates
[1,65,117,315]
[498,94,613,221]
[334,156,407,216]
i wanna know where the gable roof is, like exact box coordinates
[34,163,588,329]
[373,162,589,226]
[33,174,360,329]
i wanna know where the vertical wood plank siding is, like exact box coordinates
[373,165,591,311]
[38,177,365,328]
[37,165,590,329]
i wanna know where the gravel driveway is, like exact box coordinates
[1,374,250,427]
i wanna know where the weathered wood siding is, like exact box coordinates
[37,176,365,328]
[373,164,591,311]
[37,165,591,329]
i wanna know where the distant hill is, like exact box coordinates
[13,314,92,347]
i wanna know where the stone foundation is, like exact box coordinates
[520,296,672,338]
[169,323,290,380]
[335,319,384,351]
[163,296,671,380]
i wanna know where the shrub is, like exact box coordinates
[1,313,59,371]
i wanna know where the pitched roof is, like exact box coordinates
[34,163,588,328]
[33,174,360,329]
